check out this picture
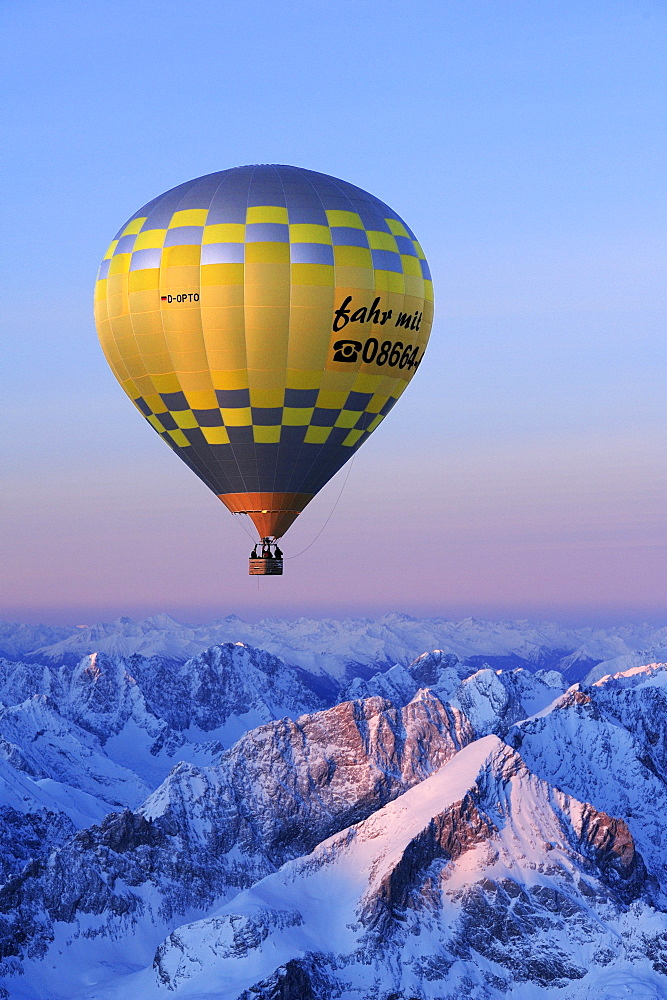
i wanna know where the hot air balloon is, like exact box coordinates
[94,165,433,574]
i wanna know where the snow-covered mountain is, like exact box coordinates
[345,649,566,734]
[145,737,659,1000]
[2,616,667,998]
[1,690,473,996]
[507,665,667,880]
[0,642,325,827]
[4,613,667,682]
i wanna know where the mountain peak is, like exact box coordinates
[147,732,650,998]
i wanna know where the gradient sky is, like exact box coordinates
[2,0,666,624]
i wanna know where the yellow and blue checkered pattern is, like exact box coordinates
[94,164,433,501]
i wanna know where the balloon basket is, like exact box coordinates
[249,558,283,576]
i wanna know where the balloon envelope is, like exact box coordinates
[94,165,433,538]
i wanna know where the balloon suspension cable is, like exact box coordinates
[233,511,260,543]
[286,455,355,560]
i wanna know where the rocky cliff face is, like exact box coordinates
[506,673,667,881]
[0,642,326,816]
[346,649,565,736]
[1,622,667,999]
[147,739,660,1000]
[0,690,473,986]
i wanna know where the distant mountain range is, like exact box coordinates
[3,613,667,681]
[1,615,667,998]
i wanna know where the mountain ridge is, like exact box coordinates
[4,614,667,683]
[1,617,667,998]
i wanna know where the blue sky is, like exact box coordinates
[2,0,666,623]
